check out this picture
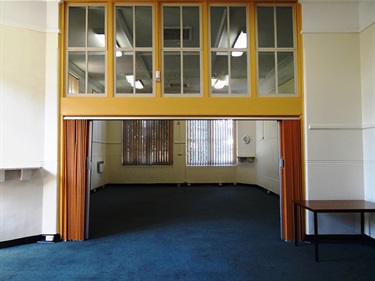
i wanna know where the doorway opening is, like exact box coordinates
[61,118,303,242]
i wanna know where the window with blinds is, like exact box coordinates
[187,120,235,166]
[122,120,173,165]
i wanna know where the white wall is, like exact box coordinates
[301,0,374,236]
[255,121,280,194]
[0,1,59,241]
[359,1,375,238]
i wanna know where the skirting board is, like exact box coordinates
[0,234,61,249]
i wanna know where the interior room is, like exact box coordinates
[86,119,280,235]
[0,0,374,279]
[89,120,279,191]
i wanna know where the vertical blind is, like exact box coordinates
[187,120,234,166]
[122,120,173,165]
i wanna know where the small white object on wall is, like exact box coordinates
[97,161,105,173]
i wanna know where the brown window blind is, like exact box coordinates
[122,120,173,165]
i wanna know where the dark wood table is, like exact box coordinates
[293,200,375,261]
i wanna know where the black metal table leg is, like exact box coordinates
[294,202,298,246]
[314,212,319,262]
[361,212,365,245]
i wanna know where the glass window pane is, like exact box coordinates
[257,7,275,48]
[116,52,134,93]
[210,7,228,48]
[135,52,153,93]
[88,51,105,93]
[116,7,133,48]
[68,51,86,93]
[68,7,86,47]
[277,52,295,94]
[182,7,199,48]
[229,7,247,48]
[258,52,275,95]
[88,7,105,48]
[277,7,294,48]
[163,7,180,48]
[183,52,200,93]
[211,52,229,94]
[164,51,181,94]
[231,53,248,94]
[187,120,234,166]
[135,6,152,47]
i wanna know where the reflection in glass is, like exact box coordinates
[163,5,201,94]
[229,7,247,48]
[163,7,180,48]
[277,7,294,48]
[88,52,105,93]
[88,7,105,48]
[68,7,86,47]
[164,52,181,94]
[231,52,248,94]
[116,7,133,48]
[257,7,275,48]
[183,52,200,93]
[68,51,86,93]
[210,5,247,95]
[258,52,275,95]
[211,52,229,94]
[116,52,134,93]
[277,52,295,94]
[182,7,200,48]
[135,7,152,47]
[210,7,227,48]
[135,52,153,93]
[115,6,153,95]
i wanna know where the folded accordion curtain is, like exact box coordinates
[279,120,303,242]
[62,119,89,241]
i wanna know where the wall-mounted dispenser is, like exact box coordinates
[97,161,105,173]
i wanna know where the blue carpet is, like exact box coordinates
[1,184,374,281]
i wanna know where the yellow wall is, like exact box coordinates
[61,96,302,117]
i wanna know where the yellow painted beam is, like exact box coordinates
[61,96,302,117]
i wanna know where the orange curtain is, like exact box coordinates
[62,120,89,241]
[280,120,303,241]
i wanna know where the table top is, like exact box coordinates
[293,200,375,212]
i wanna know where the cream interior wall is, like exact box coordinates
[0,24,47,241]
[360,22,375,237]
[0,24,46,168]
[303,33,364,234]
[301,0,373,235]
[0,1,59,242]
[255,121,280,195]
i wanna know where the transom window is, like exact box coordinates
[115,5,154,95]
[210,5,249,95]
[67,5,106,95]
[256,5,296,95]
[162,5,202,95]
[64,2,297,98]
